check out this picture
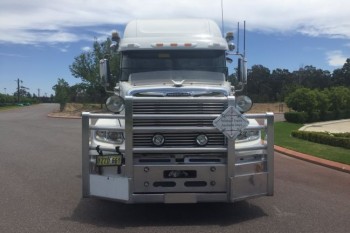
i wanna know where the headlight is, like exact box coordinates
[95,130,124,144]
[236,95,253,112]
[106,96,125,113]
[237,130,260,141]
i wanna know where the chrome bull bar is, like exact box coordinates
[82,96,274,203]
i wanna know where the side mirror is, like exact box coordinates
[99,59,110,88]
[237,58,247,85]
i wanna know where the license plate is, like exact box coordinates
[96,155,122,166]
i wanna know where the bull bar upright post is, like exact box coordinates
[82,112,90,198]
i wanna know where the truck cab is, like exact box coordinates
[82,19,274,203]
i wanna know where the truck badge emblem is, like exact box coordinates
[172,79,185,87]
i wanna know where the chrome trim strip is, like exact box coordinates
[85,113,125,119]
[89,125,125,131]
[131,96,228,102]
[133,126,218,133]
[133,114,220,119]
[133,147,227,153]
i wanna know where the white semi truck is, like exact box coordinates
[82,19,274,203]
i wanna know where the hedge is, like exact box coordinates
[284,112,309,123]
[291,131,350,149]
[285,110,350,123]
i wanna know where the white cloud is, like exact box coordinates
[1,0,350,44]
[326,50,347,67]
[81,46,91,52]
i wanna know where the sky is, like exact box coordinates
[1,0,350,96]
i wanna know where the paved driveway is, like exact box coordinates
[300,119,350,133]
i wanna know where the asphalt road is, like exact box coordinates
[1,104,349,233]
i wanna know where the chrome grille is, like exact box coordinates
[132,98,228,148]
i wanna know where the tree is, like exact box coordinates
[332,59,350,86]
[53,78,70,111]
[285,88,318,114]
[326,86,350,113]
[292,65,331,89]
[246,64,271,102]
[314,90,330,114]
[270,68,293,101]
[69,38,120,103]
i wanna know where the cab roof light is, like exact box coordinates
[225,32,234,42]
[111,31,120,42]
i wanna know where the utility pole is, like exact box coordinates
[15,78,23,102]
[37,88,40,97]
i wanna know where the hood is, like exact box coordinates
[120,70,230,97]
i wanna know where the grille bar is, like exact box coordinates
[134,133,226,147]
[133,102,227,115]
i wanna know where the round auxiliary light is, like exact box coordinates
[236,95,253,113]
[228,42,235,51]
[106,96,125,113]
[196,134,208,146]
[152,134,165,146]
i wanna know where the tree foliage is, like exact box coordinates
[69,38,120,103]
[286,87,350,113]
[285,88,318,113]
[246,60,350,103]
[52,78,70,111]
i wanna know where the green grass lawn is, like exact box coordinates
[0,105,22,111]
[275,122,350,165]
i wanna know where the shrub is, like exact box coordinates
[320,111,336,121]
[53,78,70,112]
[285,88,317,113]
[326,87,350,113]
[307,112,320,123]
[284,112,308,123]
[291,131,350,149]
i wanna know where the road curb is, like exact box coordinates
[47,113,81,119]
[275,145,350,174]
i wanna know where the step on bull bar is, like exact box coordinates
[82,96,274,203]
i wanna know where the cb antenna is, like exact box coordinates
[237,22,240,54]
[243,20,246,57]
[221,0,224,36]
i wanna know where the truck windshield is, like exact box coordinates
[120,50,226,81]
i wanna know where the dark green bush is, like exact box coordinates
[291,131,350,149]
[285,87,350,123]
[334,133,350,138]
[284,112,308,123]
[285,110,350,123]
[321,111,336,121]
[307,112,320,123]
[336,110,349,120]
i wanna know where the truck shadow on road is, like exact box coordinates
[62,199,267,228]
